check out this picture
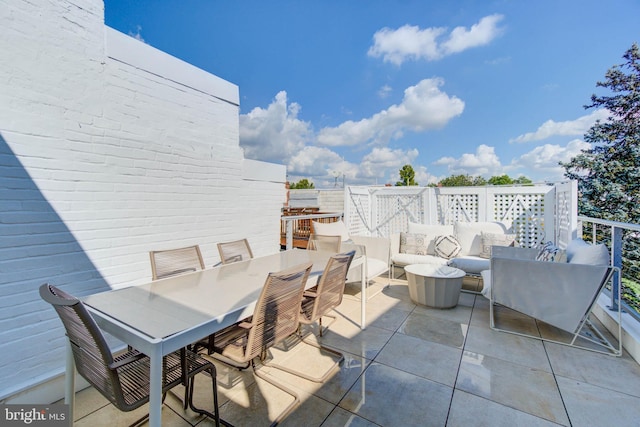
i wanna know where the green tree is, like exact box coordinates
[438,174,475,186]
[488,174,513,185]
[290,178,315,189]
[396,164,418,186]
[513,176,533,185]
[561,43,640,223]
[561,44,640,314]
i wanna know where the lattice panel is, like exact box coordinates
[494,193,546,248]
[374,193,424,235]
[555,190,572,247]
[347,192,370,235]
[436,194,479,225]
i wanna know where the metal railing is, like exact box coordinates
[578,215,640,322]
[281,212,344,250]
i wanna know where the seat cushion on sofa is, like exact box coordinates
[391,253,449,267]
[407,222,454,255]
[448,256,491,274]
[455,221,508,257]
[480,270,491,298]
[347,256,389,283]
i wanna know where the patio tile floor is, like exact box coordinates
[64,275,640,426]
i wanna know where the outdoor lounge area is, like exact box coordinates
[60,274,640,427]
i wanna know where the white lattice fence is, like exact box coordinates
[345,183,577,248]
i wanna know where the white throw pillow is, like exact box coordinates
[434,235,462,259]
[479,231,517,259]
[536,241,567,262]
[569,242,610,266]
[312,220,350,241]
[407,223,454,255]
[399,232,428,255]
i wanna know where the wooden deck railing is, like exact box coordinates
[280,209,343,249]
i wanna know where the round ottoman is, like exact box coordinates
[405,264,465,308]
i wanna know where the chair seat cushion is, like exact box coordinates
[391,253,449,267]
[480,270,491,298]
[448,256,490,274]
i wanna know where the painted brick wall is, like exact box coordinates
[0,0,285,402]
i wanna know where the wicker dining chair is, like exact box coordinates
[307,234,342,252]
[149,245,205,280]
[40,284,228,427]
[210,262,312,427]
[216,239,253,265]
[268,251,355,383]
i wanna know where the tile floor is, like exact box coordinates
[66,275,640,426]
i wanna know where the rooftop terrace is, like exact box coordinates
[64,275,640,427]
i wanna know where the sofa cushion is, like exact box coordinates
[448,256,491,274]
[408,222,454,255]
[312,220,350,241]
[455,221,508,256]
[566,239,589,261]
[480,269,492,298]
[434,235,462,259]
[391,253,449,267]
[399,232,428,255]
[569,241,610,266]
[479,231,517,258]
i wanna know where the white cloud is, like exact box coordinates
[239,91,313,163]
[514,139,590,181]
[434,144,503,176]
[378,84,393,99]
[368,14,504,65]
[317,78,464,147]
[359,147,419,182]
[509,109,609,143]
[441,14,505,55]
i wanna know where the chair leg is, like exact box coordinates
[252,359,300,427]
[187,364,233,427]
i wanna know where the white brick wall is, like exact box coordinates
[0,0,285,402]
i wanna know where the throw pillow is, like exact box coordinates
[479,232,518,259]
[536,241,567,262]
[399,232,428,255]
[434,235,462,259]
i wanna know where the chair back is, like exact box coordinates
[217,239,253,264]
[39,284,125,408]
[244,262,312,361]
[307,234,341,252]
[149,245,204,280]
[304,251,355,323]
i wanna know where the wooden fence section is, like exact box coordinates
[280,209,343,249]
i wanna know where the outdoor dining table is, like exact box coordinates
[69,248,366,427]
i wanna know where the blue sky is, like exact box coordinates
[105,0,639,187]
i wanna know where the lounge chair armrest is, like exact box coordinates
[110,351,147,369]
[238,321,252,329]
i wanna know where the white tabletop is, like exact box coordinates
[83,249,332,340]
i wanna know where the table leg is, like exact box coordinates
[149,346,163,427]
[65,342,75,421]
